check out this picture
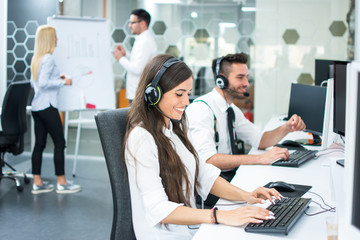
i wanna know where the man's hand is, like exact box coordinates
[113,45,126,61]
[286,114,306,132]
[259,147,289,164]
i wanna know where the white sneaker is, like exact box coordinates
[56,182,81,194]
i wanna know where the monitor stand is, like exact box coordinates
[296,134,322,146]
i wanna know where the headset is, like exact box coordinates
[144,57,181,105]
[215,57,229,89]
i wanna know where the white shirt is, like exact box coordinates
[125,122,220,240]
[186,88,263,163]
[31,54,66,111]
[119,29,157,100]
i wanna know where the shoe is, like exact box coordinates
[32,182,55,194]
[56,182,81,194]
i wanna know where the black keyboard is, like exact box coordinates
[245,197,311,235]
[272,149,318,167]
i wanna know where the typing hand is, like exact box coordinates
[259,147,289,164]
[247,186,282,205]
[216,206,275,226]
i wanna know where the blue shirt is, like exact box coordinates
[31,54,65,111]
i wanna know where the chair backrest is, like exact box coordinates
[1,80,31,155]
[1,80,31,136]
[95,107,136,240]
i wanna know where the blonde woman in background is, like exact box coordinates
[30,25,81,194]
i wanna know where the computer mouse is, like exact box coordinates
[281,140,302,148]
[268,181,296,192]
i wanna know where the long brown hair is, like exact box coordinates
[123,54,200,207]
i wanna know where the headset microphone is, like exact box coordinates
[154,105,180,123]
[226,86,250,97]
[243,92,250,97]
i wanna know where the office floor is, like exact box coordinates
[0,128,113,240]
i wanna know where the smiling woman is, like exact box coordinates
[122,54,281,239]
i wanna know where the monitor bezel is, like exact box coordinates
[333,60,350,136]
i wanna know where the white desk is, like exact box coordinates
[193,116,345,240]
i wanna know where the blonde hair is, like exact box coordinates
[30,25,57,80]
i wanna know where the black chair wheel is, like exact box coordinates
[17,185,24,192]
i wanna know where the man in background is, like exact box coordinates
[113,9,157,104]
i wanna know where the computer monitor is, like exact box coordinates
[340,61,360,240]
[333,61,349,136]
[315,59,335,86]
[287,83,327,145]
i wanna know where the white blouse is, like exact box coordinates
[125,122,220,240]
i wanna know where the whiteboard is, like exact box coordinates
[48,16,115,111]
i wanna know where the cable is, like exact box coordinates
[304,191,336,216]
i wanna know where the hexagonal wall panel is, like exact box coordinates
[25,21,38,36]
[14,60,26,73]
[112,28,126,43]
[297,73,314,85]
[181,20,196,36]
[14,45,27,58]
[282,29,300,44]
[8,37,16,50]
[25,37,35,50]
[123,20,132,35]
[152,21,167,35]
[14,29,27,43]
[223,27,240,44]
[238,19,255,35]
[155,37,167,52]
[25,52,33,66]
[8,21,16,36]
[207,19,222,37]
[7,52,15,66]
[165,45,180,58]
[7,67,15,81]
[164,28,182,45]
[236,37,254,54]
[25,68,31,79]
[124,36,135,52]
[194,29,210,44]
[329,21,347,37]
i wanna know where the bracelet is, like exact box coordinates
[210,208,215,224]
[213,207,219,224]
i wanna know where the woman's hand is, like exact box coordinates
[64,77,72,85]
[217,205,275,226]
[245,187,282,204]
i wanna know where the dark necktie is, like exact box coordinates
[227,107,237,154]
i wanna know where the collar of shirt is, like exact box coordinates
[210,88,236,115]
[162,120,174,136]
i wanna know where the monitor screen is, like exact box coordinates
[315,59,335,86]
[333,61,349,136]
[287,83,327,136]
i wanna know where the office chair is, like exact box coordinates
[95,107,136,240]
[0,80,31,192]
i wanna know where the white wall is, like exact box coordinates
[254,0,350,128]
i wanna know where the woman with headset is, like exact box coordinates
[123,54,281,239]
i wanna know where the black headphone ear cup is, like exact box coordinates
[144,84,163,105]
[216,75,228,89]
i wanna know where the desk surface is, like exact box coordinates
[193,115,345,240]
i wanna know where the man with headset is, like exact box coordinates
[113,9,157,104]
[186,53,306,182]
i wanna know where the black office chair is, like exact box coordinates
[0,80,31,192]
[194,66,207,95]
[95,107,136,240]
